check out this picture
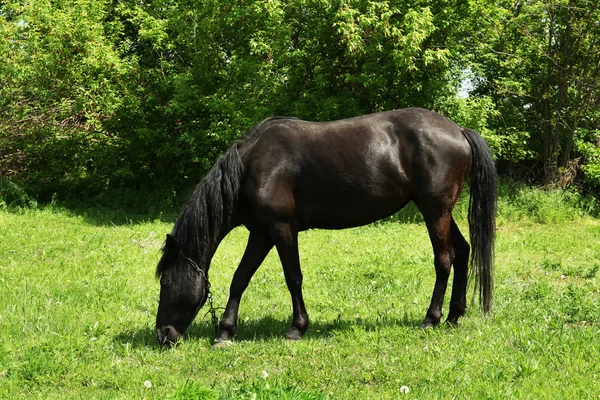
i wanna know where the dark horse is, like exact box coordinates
[155,108,496,346]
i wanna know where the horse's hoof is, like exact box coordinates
[284,327,302,341]
[212,338,233,348]
[419,321,435,330]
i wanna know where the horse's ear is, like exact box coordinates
[165,234,181,254]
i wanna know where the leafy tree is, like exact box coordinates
[1,0,598,201]
[463,0,600,185]
[0,0,132,197]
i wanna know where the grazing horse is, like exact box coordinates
[155,108,496,346]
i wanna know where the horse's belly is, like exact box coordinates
[295,193,410,230]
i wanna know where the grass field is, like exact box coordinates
[1,183,599,399]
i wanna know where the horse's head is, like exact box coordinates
[155,234,208,346]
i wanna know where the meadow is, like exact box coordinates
[0,182,599,399]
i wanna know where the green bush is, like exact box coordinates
[496,179,598,224]
[1,0,600,202]
[0,179,37,209]
[575,129,600,189]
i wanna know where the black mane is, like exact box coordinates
[156,117,295,278]
[155,143,243,277]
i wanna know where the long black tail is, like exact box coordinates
[461,127,497,314]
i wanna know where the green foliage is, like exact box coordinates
[331,2,450,112]
[464,0,600,183]
[496,178,599,224]
[0,179,37,209]
[1,0,600,199]
[0,0,465,200]
[0,0,133,198]
[575,128,600,188]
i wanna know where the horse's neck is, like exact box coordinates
[188,222,236,273]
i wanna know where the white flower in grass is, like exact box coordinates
[144,380,152,389]
[400,385,410,394]
[261,370,269,379]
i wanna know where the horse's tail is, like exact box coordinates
[461,127,497,314]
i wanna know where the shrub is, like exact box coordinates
[0,179,37,209]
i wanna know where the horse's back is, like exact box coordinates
[239,108,472,229]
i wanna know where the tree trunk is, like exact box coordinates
[543,7,557,182]
[558,0,574,169]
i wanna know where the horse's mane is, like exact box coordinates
[156,116,296,277]
[155,143,243,277]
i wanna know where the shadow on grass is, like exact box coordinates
[232,314,425,343]
[113,314,424,350]
[56,200,178,226]
[0,200,178,227]
[113,327,160,348]
[5,186,186,227]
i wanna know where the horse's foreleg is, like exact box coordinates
[421,214,454,329]
[447,218,470,325]
[214,230,273,345]
[270,221,309,340]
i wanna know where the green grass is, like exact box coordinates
[1,187,599,399]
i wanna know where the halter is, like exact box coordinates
[180,253,220,332]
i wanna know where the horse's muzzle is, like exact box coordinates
[156,325,182,346]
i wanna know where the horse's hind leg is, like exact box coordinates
[447,217,470,325]
[215,230,273,345]
[270,221,309,340]
[420,212,455,329]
